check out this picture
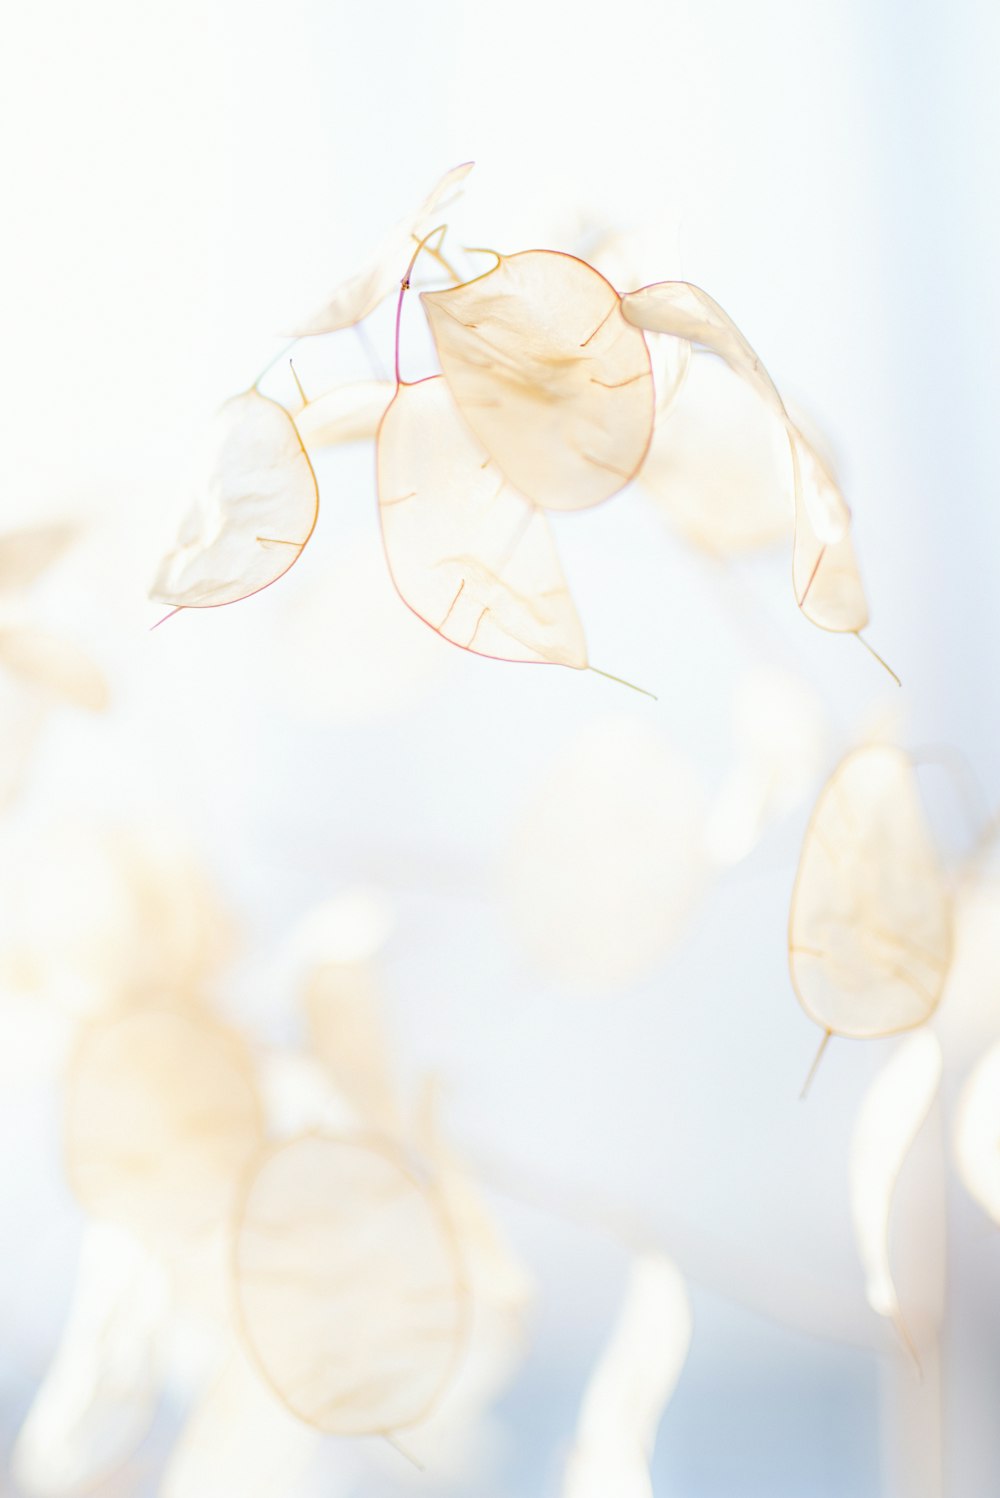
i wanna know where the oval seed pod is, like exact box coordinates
[849,1031,942,1352]
[789,745,953,1040]
[233,1133,467,1436]
[377,375,587,667]
[953,1040,1000,1225]
[66,1009,264,1249]
[422,250,654,511]
[150,389,319,610]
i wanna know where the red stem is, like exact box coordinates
[394,224,448,386]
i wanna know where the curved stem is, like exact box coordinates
[394,223,448,386]
[462,244,503,273]
[420,225,462,283]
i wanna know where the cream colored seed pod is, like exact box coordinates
[233,1133,468,1437]
[789,745,953,1040]
[377,375,587,666]
[150,389,319,611]
[422,249,654,512]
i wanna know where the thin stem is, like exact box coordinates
[394,223,448,386]
[288,359,308,409]
[800,1029,832,1100]
[419,224,462,283]
[384,1435,425,1470]
[854,631,902,688]
[588,664,658,701]
[150,607,181,632]
[462,245,503,273]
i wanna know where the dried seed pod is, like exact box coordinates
[377,375,587,666]
[233,1133,467,1436]
[850,1031,942,1351]
[150,390,318,610]
[422,250,654,511]
[66,1009,264,1248]
[292,162,473,336]
[789,746,952,1040]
